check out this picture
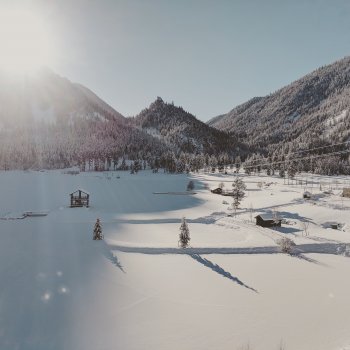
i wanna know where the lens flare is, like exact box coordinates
[0,8,55,74]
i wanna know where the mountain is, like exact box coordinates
[130,97,243,155]
[208,56,350,155]
[0,68,124,127]
[0,69,165,170]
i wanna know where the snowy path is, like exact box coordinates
[108,242,347,256]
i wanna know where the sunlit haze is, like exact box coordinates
[1,0,350,119]
[0,7,55,74]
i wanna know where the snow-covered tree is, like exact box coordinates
[179,217,190,248]
[187,180,195,191]
[231,177,247,216]
[93,218,103,240]
[277,237,296,254]
[279,168,285,178]
[235,155,241,172]
[287,162,297,179]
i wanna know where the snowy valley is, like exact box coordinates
[2,2,350,349]
[1,169,350,350]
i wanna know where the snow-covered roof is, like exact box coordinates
[70,188,90,195]
[255,213,281,221]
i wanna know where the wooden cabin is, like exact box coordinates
[255,214,282,228]
[303,191,312,199]
[70,189,90,207]
[342,188,350,198]
[211,188,223,194]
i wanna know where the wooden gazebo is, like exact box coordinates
[70,189,90,207]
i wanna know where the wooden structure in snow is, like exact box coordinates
[70,189,90,207]
[255,214,282,228]
[342,188,350,198]
[211,188,223,194]
[303,191,312,199]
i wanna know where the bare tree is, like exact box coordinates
[300,220,310,236]
[277,237,296,254]
[272,207,281,228]
[248,203,254,223]
[237,342,252,350]
[278,339,286,350]
[231,177,247,217]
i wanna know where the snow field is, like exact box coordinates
[1,169,350,349]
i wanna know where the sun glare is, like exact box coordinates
[0,8,54,74]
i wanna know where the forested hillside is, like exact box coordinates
[131,97,243,155]
[209,56,350,175]
[0,69,166,170]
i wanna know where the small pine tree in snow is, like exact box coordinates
[187,180,195,191]
[179,217,190,248]
[93,218,103,240]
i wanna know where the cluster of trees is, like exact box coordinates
[152,152,240,174]
[243,146,350,177]
[0,118,166,170]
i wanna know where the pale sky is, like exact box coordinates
[4,0,350,120]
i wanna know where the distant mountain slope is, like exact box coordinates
[208,56,350,151]
[0,68,124,126]
[0,69,166,170]
[131,97,243,155]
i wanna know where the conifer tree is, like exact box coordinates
[187,180,195,191]
[93,218,103,240]
[179,217,190,248]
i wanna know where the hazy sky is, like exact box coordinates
[6,0,350,120]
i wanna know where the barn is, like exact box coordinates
[255,214,282,228]
[343,188,350,198]
[70,189,90,207]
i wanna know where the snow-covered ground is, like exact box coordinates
[1,169,350,350]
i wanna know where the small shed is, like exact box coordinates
[70,189,90,207]
[211,188,223,195]
[303,191,312,199]
[255,214,282,228]
[342,188,350,198]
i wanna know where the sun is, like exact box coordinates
[0,8,54,74]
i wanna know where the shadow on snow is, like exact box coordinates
[189,254,258,293]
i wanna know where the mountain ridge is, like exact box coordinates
[130,96,244,155]
[208,56,350,150]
